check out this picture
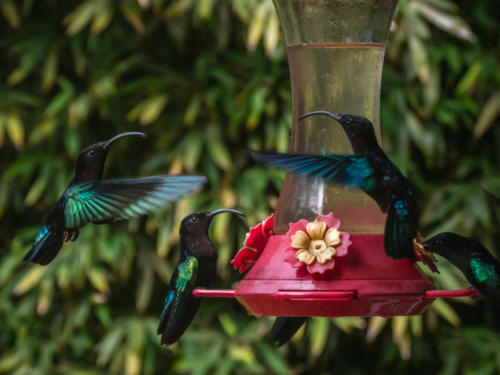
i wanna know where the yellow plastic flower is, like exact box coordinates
[291,220,342,265]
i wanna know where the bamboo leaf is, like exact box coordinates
[366,316,388,343]
[14,267,45,296]
[88,268,110,294]
[64,0,97,35]
[136,264,154,311]
[0,0,20,27]
[5,114,24,149]
[473,92,500,138]
[139,95,168,126]
[431,299,461,326]
[309,318,329,357]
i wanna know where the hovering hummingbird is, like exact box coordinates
[157,208,246,346]
[25,132,206,265]
[251,111,420,259]
[422,232,500,309]
[269,317,307,346]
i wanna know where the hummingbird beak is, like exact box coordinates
[298,111,343,122]
[104,132,146,150]
[207,208,246,219]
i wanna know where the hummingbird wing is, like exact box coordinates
[23,225,64,265]
[384,199,419,259]
[470,257,500,308]
[157,256,199,345]
[250,151,375,190]
[63,175,206,228]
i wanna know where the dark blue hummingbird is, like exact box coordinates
[25,132,206,265]
[422,232,500,309]
[251,111,419,259]
[269,317,307,346]
[157,208,245,346]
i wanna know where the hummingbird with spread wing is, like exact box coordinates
[25,132,206,265]
[251,111,421,260]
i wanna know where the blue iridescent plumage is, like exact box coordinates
[24,225,64,265]
[251,111,420,259]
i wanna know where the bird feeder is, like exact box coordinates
[194,0,474,317]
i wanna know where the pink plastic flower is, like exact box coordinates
[231,214,274,273]
[284,213,350,274]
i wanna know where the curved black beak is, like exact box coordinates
[104,132,146,150]
[299,111,342,122]
[207,208,246,220]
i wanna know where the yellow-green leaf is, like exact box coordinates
[473,92,500,138]
[42,49,59,92]
[0,0,20,28]
[310,318,329,357]
[88,268,110,294]
[14,267,46,296]
[64,0,97,35]
[139,95,168,125]
[366,316,388,343]
[91,2,113,34]
[6,114,24,149]
[431,299,460,326]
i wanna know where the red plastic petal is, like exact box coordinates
[245,223,269,250]
[262,214,274,235]
[231,247,259,273]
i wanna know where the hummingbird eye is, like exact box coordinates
[191,216,199,223]
[88,150,95,156]
[434,239,443,246]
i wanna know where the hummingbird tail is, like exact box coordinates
[269,317,308,347]
[24,226,64,265]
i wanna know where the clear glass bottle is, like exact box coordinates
[272,0,398,234]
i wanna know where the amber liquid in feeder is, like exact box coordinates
[274,43,388,234]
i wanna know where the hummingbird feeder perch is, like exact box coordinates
[194,0,474,317]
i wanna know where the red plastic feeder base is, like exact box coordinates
[193,234,476,318]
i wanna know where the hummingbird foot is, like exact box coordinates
[467,287,483,300]
[63,230,79,242]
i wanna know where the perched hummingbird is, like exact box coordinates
[422,232,500,309]
[25,132,206,265]
[270,317,307,346]
[157,208,246,346]
[251,111,419,259]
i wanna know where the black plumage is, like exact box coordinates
[422,232,500,309]
[157,209,246,345]
[251,111,420,259]
[25,132,206,265]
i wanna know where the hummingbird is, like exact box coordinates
[157,208,246,346]
[269,317,307,346]
[251,111,420,259]
[422,232,500,309]
[25,132,206,265]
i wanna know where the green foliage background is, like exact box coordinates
[0,0,499,374]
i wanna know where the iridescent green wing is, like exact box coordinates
[64,175,206,228]
[470,257,500,306]
[157,256,199,345]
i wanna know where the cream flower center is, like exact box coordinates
[291,220,342,265]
